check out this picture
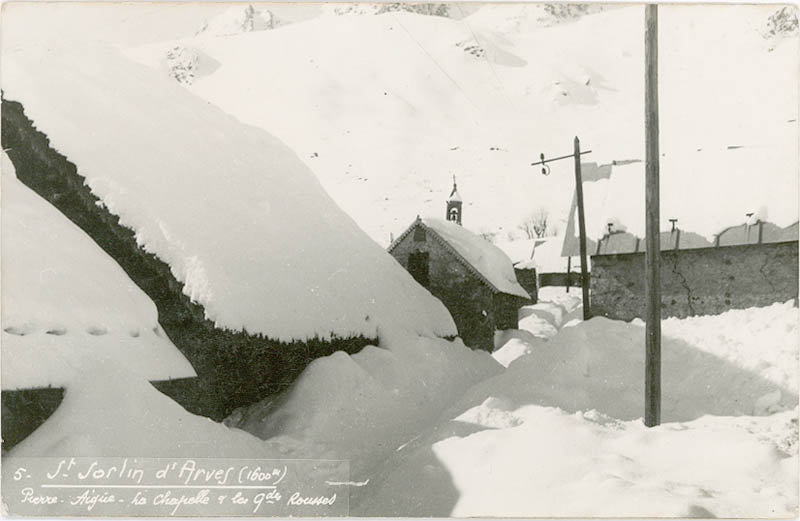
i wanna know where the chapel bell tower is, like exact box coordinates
[446,175,463,225]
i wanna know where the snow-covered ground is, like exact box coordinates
[2,4,797,518]
[226,333,501,478]
[358,301,799,517]
[5,270,797,517]
[494,286,583,354]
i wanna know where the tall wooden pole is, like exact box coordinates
[573,136,591,320]
[644,3,661,427]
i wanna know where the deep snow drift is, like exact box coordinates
[360,404,797,517]
[127,4,797,245]
[2,42,455,342]
[1,152,195,390]
[226,333,502,478]
[477,302,798,422]
[358,301,799,517]
[5,360,279,458]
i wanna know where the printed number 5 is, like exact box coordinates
[14,468,27,481]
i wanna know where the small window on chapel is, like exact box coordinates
[414,227,426,242]
[449,208,459,221]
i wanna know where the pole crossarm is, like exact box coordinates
[530,138,592,320]
[530,150,593,166]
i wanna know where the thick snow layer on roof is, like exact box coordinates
[422,218,530,299]
[1,153,195,390]
[494,238,535,265]
[2,43,455,342]
[520,235,586,272]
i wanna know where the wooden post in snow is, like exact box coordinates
[573,137,591,321]
[531,143,592,314]
[566,256,571,293]
[644,3,662,427]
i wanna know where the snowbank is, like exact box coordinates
[492,336,535,368]
[4,360,288,458]
[359,403,797,517]
[459,306,799,423]
[537,285,583,313]
[359,303,799,517]
[662,300,799,392]
[226,333,501,478]
[422,218,529,299]
[2,42,455,342]
[495,289,583,364]
[1,153,195,390]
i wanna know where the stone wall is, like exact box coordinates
[494,293,528,331]
[391,226,498,350]
[539,271,583,289]
[591,242,799,320]
[513,268,538,303]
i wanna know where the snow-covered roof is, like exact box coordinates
[3,42,456,342]
[563,150,799,257]
[516,236,585,272]
[448,188,463,203]
[1,152,196,391]
[495,238,536,265]
[391,218,530,299]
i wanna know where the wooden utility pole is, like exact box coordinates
[644,3,661,427]
[531,142,592,320]
[573,137,591,321]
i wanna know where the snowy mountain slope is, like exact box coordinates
[127,4,798,245]
[2,42,455,342]
[1,153,195,390]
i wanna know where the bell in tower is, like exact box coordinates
[446,175,463,225]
